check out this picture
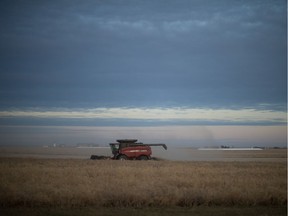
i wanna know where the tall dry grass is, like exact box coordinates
[0,158,286,207]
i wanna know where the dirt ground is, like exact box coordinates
[0,206,287,216]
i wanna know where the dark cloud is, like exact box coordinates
[0,0,286,110]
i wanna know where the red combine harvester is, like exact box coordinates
[110,139,167,160]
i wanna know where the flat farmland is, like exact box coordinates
[0,146,286,162]
[0,151,287,215]
[0,148,286,215]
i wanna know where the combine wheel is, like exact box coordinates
[138,155,148,160]
[117,155,128,160]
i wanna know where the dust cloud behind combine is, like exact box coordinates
[152,147,222,161]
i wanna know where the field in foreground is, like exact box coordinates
[0,158,286,208]
[0,206,286,216]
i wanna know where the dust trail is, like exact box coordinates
[152,147,224,161]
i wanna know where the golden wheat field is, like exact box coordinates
[0,148,286,216]
[0,157,286,208]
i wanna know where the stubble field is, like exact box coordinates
[0,149,287,216]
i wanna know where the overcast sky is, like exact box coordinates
[0,0,286,146]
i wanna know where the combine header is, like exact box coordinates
[90,139,167,160]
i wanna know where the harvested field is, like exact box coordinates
[0,158,286,208]
[0,146,286,162]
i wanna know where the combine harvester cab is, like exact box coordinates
[110,139,167,160]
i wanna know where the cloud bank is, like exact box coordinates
[0,107,285,125]
[0,0,286,109]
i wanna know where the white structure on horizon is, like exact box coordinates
[198,147,263,151]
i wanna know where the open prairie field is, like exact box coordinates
[0,154,287,215]
[0,146,286,162]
